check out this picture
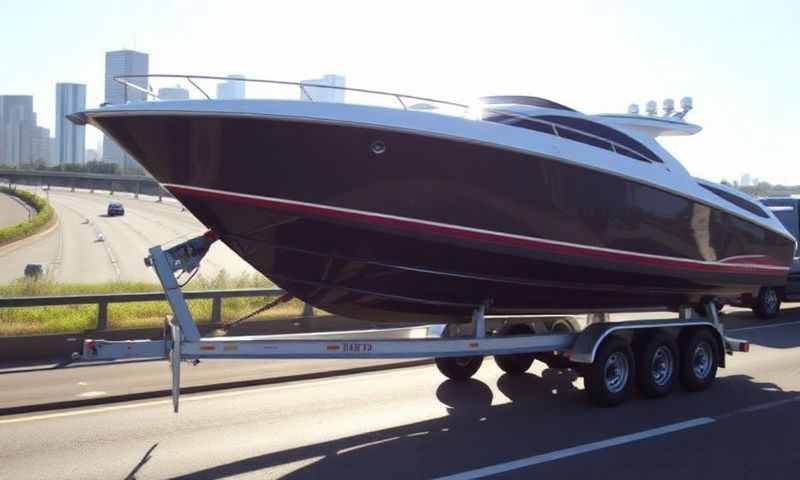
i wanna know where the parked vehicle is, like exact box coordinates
[107,202,125,216]
[24,263,44,279]
[724,198,800,318]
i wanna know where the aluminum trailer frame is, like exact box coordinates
[76,232,750,412]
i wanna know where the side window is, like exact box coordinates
[700,184,769,218]
[539,115,662,163]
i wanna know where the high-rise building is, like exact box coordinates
[300,74,346,103]
[85,148,100,163]
[55,83,87,166]
[216,74,246,99]
[157,85,190,100]
[102,49,149,172]
[0,95,36,167]
[741,174,752,187]
[31,126,51,166]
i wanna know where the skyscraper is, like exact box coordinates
[55,83,87,166]
[31,126,51,166]
[300,74,346,103]
[157,85,190,100]
[216,74,246,99]
[0,95,36,166]
[102,49,149,172]
[741,174,752,187]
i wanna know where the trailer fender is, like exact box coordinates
[568,320,720,365]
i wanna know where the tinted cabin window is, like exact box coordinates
[479,96,578,112]
[700,184,769,218]
[484,114,556,134]
[484,112,659,163]
[555,126,614,152]
[539,115,663,163]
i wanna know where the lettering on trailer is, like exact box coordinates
[342,343,374,353]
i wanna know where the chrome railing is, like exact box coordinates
[116,74,469,111]
[114,74,655,165]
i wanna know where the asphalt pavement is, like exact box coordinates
[0,186,259,283]
[0,191,33,228]
[2,307,800,479]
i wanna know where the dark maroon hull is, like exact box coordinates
[91,112,794,323]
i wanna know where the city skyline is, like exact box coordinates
[0,95,36,166]
[1,1,798,183]
[102,49,149,171]
[216,74,246,100]
[55,82,86,166]
[300,74,346,103]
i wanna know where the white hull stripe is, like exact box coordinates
[164,183,789,276]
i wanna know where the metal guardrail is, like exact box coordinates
[0,288,291,331]
[0,170,167,200]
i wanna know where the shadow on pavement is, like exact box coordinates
[723,305,800,349]
[169,370,797,480]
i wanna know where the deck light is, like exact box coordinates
[627,103,640,114]
[645,100,658,116]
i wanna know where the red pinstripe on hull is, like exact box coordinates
[165,183,790,277]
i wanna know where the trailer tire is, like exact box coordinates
[536,318,576,368]
[636,332,678,398]
[584,335,634,407]
[752,287,781,319]
[494,324,535,375]
[435,356,484,381]
[679,329,718,392]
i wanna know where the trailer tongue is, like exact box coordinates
[75,232,750,410]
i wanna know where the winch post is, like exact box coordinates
[145,232,217,342]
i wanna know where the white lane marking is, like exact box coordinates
[432,418,715,480]
[78,391,107,398]
[727,320,800,333]
[337,436,402,455]
[0,365,430,425]
[717,396,800,419]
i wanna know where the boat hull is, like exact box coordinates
[90,111,794,323]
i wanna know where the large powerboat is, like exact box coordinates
[69,75,796,324]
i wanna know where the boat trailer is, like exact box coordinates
[75,232,750,411]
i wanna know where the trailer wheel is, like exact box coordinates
[435,356,484,381]
[494,324,535,375]
[679,329,718,392]
[636,332,678,398]
[584,336,634,407]
[693,299,723,318]
[752,287,781,319]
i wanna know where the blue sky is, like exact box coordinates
[1,0,798,183]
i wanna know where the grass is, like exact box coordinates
[0,187,55,247]
[0,271,314,336]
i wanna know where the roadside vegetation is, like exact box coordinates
[0,271,312,336]
[0,187,55,247]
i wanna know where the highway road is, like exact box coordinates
[0,186,259,284]
[2,308,800,479]
[0,191,33,228]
